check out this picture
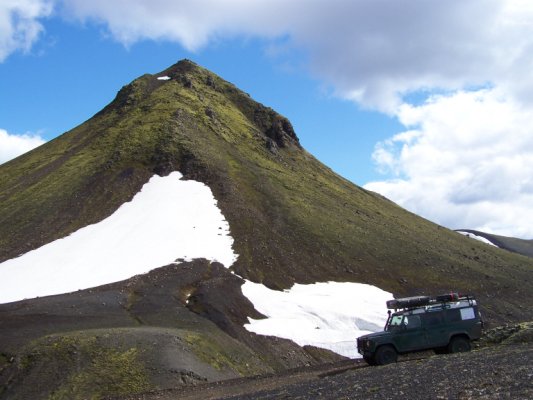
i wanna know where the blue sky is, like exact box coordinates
[1,0,533,238]
[0,17,400,184]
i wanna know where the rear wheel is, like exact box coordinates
[447,336,471,353]
[374,345,397,365]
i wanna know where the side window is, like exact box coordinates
[390,315,403,326]
[422,313,444,327]
[404,315,421,329]
[447,309,462,322]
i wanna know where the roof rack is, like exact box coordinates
[386,293,475,310]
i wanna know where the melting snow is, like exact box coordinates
[242,281,393,358]
[457,230,497,247]
[157,76,171,80]
[0,172,237,304]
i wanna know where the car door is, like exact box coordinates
[392,315,426,352]
[422,311,448,347]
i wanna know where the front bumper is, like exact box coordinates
[357,338,373,355]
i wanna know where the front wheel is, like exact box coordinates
[374,345,397,365]
[364,355,376,366]
[447,336,471,353]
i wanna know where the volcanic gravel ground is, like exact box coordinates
[117,343,532,400]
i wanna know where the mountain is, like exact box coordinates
[457,229,533,258]
[1,60,532,399]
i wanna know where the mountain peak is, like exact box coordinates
[100,58,301,152]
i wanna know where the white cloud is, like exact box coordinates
[0,129,46,164]
[4,1,533,111]
[55,0,533,113]
[365,89,533,238]
[0,0,53,61]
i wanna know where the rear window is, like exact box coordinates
[460,307,476,320]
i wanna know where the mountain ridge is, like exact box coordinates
[457,229,533,258]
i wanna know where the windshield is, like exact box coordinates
[386,315,403,330]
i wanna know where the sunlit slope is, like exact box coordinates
[1,60,532,323]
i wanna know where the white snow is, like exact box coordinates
[157,76,171,80]
[457,230,497,247]
[0,171,237,304]
[241,281,393,358]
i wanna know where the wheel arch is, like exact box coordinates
[447,332,471,344]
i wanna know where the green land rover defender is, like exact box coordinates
[357,293,483,365]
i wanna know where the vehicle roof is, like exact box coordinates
[393,299,477,316]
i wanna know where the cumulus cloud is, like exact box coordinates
[364,90,533,238]
[0,129,46,164]
[4,1,533,111]
[55,0,533,113]
[0,0,53,61]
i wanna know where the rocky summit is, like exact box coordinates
[0,60,532,399]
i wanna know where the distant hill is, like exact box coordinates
[457,229,533,258]
[1,60,532,399]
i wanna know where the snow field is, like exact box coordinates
[0,172,237,304]
[242,281,393,358]
[157,76,171,80]
[457,230,497,247]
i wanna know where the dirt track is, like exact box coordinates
[115,342,533,400]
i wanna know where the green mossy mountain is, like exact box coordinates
[1,60,532,399]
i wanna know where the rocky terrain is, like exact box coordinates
[116,322,533,400]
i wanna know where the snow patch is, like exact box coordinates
[457,230,497,247]
[0,172,237,304]
[157,76,171,80]
[242,281,393,358]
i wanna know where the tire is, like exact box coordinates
[447,336,471,353]
[374,345,397,365]
[364,355,376,366]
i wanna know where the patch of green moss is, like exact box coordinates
[184,332,264,376]
[20,333,151,400]
[48,347,149,400]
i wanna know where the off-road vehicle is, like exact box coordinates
[357,293,483,365]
